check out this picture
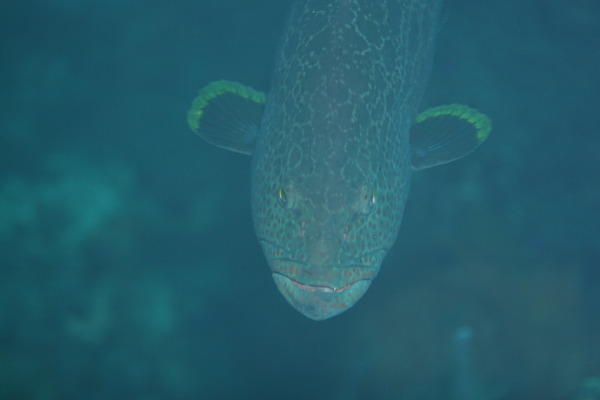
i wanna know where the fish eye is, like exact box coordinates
[277,186,286,204]
[358,186,376,214]
[277,185,293,209]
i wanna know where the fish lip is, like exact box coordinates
[271,272,370,293]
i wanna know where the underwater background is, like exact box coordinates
[1,0,599,399]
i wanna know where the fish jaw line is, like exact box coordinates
[272,272,368,293]
[271,272,373,321]
[268,258,380,287]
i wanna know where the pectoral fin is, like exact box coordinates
[187,80,266,155]
[410,104,491,171]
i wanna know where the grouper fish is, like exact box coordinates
[187,0,491,320]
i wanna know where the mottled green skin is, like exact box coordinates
[252,0,442,320]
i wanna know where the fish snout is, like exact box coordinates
[307,236,337,266]
[260,239,382,320]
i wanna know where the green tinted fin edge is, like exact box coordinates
[411,104,492,171]
[187,80,266,132]
[187,80,266,155]
[415,104,492,143]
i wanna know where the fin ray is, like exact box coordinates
[410,104,491,171]
[187,80,266,155]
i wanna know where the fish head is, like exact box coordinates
[253,173,403,320]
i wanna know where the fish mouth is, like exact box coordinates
[272,272,372,321]
[258,239,384,320]
[273,272,365,293]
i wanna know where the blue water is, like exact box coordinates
[1,0,599,399]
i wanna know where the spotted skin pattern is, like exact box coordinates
[252,0,442,320]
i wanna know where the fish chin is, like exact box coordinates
[272,273,372,321]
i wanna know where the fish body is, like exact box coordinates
[253,0,441,320]
[188,0,490,320]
